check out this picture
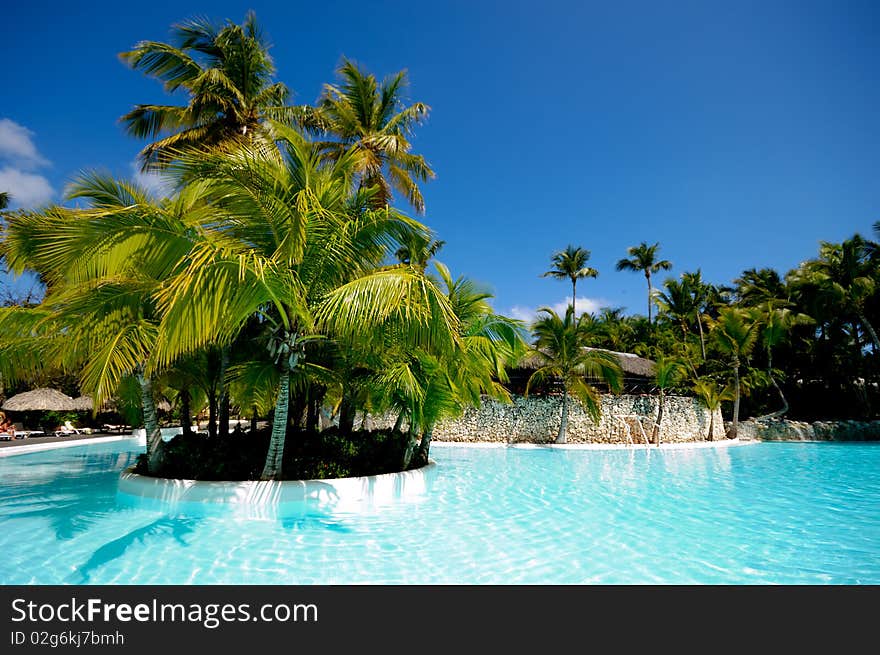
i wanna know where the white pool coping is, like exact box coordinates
[429,438,757,450]
[0,434,139,457]
[117,462,436,517]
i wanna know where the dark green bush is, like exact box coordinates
[135,427,415,481]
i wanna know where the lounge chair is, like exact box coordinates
[54,421,84,437]
[13,422,44,439]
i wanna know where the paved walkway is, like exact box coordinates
[0,431,132,450]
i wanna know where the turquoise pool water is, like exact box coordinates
[1,440,878,584]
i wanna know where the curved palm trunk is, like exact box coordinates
[727,362,741,439]
[696,315,707,361]
[261,362,290,481]
[393,411,405,433]
[136,370,164,474]
[757,348,789,420]
[646,272,653,323]
[556,388,570,444]
[652,390,665,446]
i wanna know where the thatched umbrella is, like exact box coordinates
[69,395,95,411]
[2,388,76,411]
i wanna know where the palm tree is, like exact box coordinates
[651,357,686,446]
[541,245,598,316]
[525,307,622,443]
[789,235,880,353]
[754,302,812,419]
[305,58,435,214]
[709,307,759,439]
[395,233,445,271]
[691,377,733,441]
[616,241,672,323]
[1,175,198,472]
[120,12,298,170]
[151,128,457,480]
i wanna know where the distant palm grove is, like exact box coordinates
[1,13,878,478]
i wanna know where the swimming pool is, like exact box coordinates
[1,440,878,584]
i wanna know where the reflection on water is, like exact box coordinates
[70,516,199,583]
[0,441,879,584]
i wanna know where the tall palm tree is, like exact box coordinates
[709,307,759,439]
[120,12,297,170]
[152,128,457,480]
[305,58,435,214]
[525,307,622,444]
[615,241,672,323]
[651,357,686,446]
[541,245,598,316]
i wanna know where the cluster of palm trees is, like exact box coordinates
[0,13,524,479]
[539,229,880,440]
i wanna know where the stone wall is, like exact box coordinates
[384,394,724,444]
[737,418,880,442]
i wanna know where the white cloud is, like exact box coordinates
[130,160,173,199]
[508,296,607,325]
[0,119,49,169]
[0,166,54,208]
[0,119,53,208]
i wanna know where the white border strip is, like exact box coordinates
[0,435,138,458]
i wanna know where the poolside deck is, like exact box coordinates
[0,431,133,450]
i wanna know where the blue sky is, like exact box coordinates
[2,0,878,320]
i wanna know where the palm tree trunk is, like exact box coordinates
[757,349,789,420]
[251,406,258,433]
[696,314,707,361]
[727,363,741,439]
[857,310,880,353]
[260,363,290,481]
[401,423,416,469]
[707,409,714,441]
[416,424,433,465]
[218,346,230,438]
[339,391,356,434]
[180,387,192,436]
[556,387,570,444]
[646,272,653,323]
[652,390,665,446]
[393,411,405,433]
[571,279,577,316]
[136,369,164,474]
[207,390,217,439]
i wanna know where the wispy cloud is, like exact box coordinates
[130,160,173,199]
[0,118,53,208]
[0,168,54,208]
[508,296,608,325]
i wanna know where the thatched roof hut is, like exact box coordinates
[2,388,76,411]
[516,348,656,378]
[509,348,657,394]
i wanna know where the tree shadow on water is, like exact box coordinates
[68,516,199,583]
